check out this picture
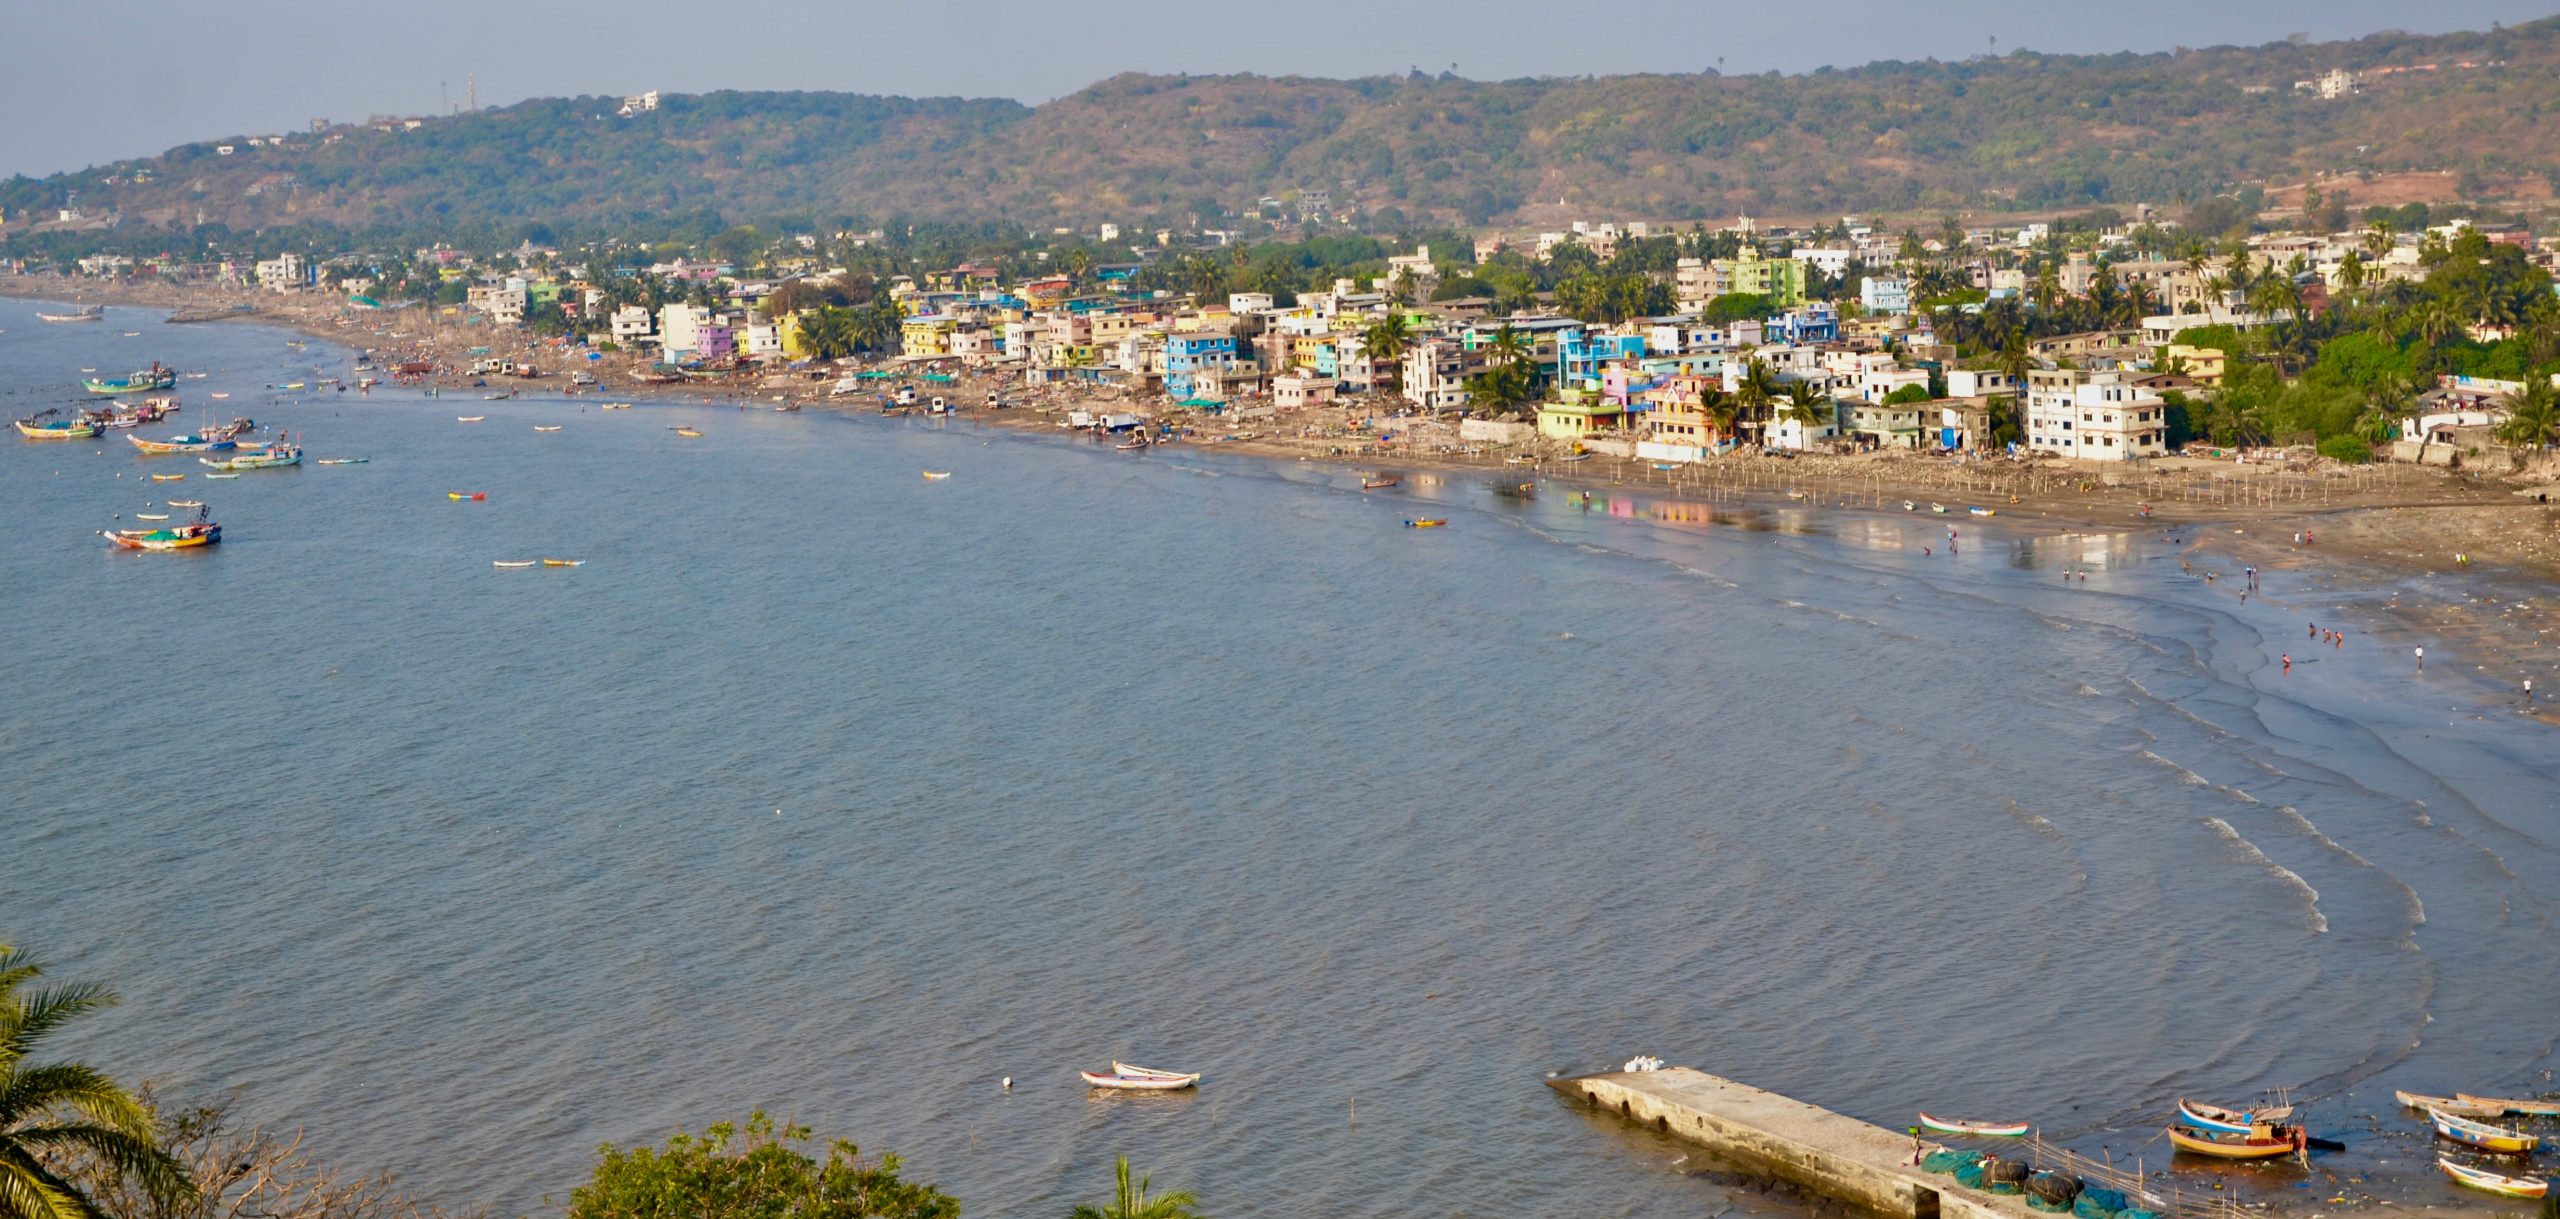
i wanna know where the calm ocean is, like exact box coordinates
[5,299,2556,1218]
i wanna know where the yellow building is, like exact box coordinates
[2164,344,2227,386]
[1537,397,1629,440]
[1713,244,1806,307]
[901,318,956,359]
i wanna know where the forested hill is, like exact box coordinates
[8,17,2560,246]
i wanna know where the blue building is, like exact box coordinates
[1163,332,1241,398]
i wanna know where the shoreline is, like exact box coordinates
[12,272,2560,716]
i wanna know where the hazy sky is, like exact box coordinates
[2,0,2551,178]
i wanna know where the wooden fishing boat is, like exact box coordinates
[202,472,239,480]
[2396,1091,2505,1119]
[2437,1156,2549,1199]
[15,417,97,439]
[1903,500,1918,511]
[37,305,104,323]
[542,559,583,567]
[922,471,952,481]
[674,427,703,438]
[447,492,487,501]
[166,499,202,507]
[1114,438,1147,450]
[130,432,236,454]
[315,458,369,466]
[2166,1123,2305,1160]
[2456,1093,2560,1117]
[1361,476,1400,489]
[492,560,537,569]
[200,443,300,471]
[150,473,186,482]
[1917,1113,2031,1137]
[1081,1068,1198,1091]
[135,513,169,521]
[2178,1099,2295,1135]
[1930,503,1949,514]
[1970,506,1997,517]
[1405,518,1448,529]
[457,415,486,423]
[209,391,231,400]
[2431,1109,2539,1155]
[85,364,176,395]
[103,521,219,550]
[534,425,563,433]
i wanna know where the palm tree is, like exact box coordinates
[1703,392,1740,449]
[1069,1157,1202,1219]
[1360,314,1412,395]
[1734,357,1778,443]
[2497,382,2560,451]
[1,944,193,1219]
[1484,322,1531,370]
[2364,220,2394,259]
[1781,381,1833,446]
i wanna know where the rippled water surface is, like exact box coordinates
[6,301,2557,1218]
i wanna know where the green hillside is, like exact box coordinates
[6,17,2557,246]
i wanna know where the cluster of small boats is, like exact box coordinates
[2395,1090,2554,1198]
[2163,1097,2309,1162]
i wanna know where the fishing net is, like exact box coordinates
[2027,1195,2074,1212]
[2027,1172,2083,1206]
[1987,1159,2032,1184]
[1953,1163,1988,1189]
[1922,1150,1983,1175]
[2076,1187,2130,1218]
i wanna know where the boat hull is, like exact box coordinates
[2438,1156,2549,1198]
[2166,1125,2303,1160]
[1080,1070,1198,1090]
[1917,1112,2030,1138]
[2456,1093,2560,1117]
[15,420,97,439]
[2397,1091,2503,1119]
[2178,1099,2292,1135]
[2431,1110,2539,1155]
[105,524,219,550]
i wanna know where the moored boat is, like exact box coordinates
[1969,506,1996,517]
[533,425,563,432]
[922,471,952,480]
[542,559,584,567]
[493,560,537,569]
[200,442,301,471]
[167,499,202,507]
[2437,1156,2549,1198]
[1081,1067,1199,1090]
[315,458,370,465]
[135,513,169,521]
[2430,1109,2539,1155]
[674,427,703,438]
[130,432,237,454]
[37,305,105,323]
[2455,1093,2560,1117]
[2166,1123,2306,1161]
[448,492,487,501]
[1917,1113,2031,1138]
[149,473,186,482]
[85,363,177,395]
[1405,518,1448,529]
[2178,1099,2295,1135]
[2396,1091,2505,1119]
[103,521,219,550]
[1110,1062,1197,1081]
[457,415,486,423]
[1361,476,1400,489]
[15,416,97,440]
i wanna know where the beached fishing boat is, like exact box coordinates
[448,492,487,501]
[2178,1099,2295,1135]
[1930,503,1949,514]
[103,521,219,550]
[85,363,177,395]
[493,560,537,569]
[2166,1123,2306,1160]
[1405,518,1448,529]
[2437,1157,2549,1198]
[1917,1113,2031,1138]
[1903,500,1918,511]
[1361,476,1400,489]
[2431,1110,2539,1154]
[1114,438,1147,450]
[542,559,583,567]
[2396,1091,2505,1119]
[2456,1093,2560,1117]
[15,416,97,439]
[1922,1112,2034,1142]
[38,306,104,323]
[200,442,300,471]
[1969,507,1996,517]
[1081,1067,1199,1090]
[130,432,236,454]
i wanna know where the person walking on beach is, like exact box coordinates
[2416,645,2425,672]
[2282,654,2292,674]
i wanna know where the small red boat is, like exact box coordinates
[447,491,487,501]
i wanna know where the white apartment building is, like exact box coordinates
[2025,369,2168,461]
[1402,338,1484,413]
[254,253,310,292]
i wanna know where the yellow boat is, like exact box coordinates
[2431,1109,2539,1155]
[150,473,186,482]
[673,427,703,438]
[15,418,97,439]
[542,559,583,567]
[922,471,952,480]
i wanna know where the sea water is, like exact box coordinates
[5,299,2556,1218]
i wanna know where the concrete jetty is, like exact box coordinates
[1550,1068,2046,1219]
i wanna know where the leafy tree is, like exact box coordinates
[1067,1157,1201,1219]
[1,944,194,1219]
[2318,434,2374,463]
[566,1112,955,1219]
[1882,382,1934,405]
[2497,382,2560,451]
